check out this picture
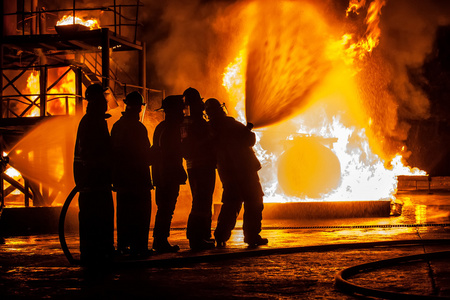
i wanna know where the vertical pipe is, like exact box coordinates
[0,44,3,118]
[75,67,83,116]
[39,65,47,116]
[24,179,30,207]
[38,8,41,34]
[134,0,139,43]
[39,8,46,35]
[2,0,18,36]
[101,28,110,89]
[0,126,4,208]
[22,0,25,35]
[119,6,122,36]
[1,175,4,209]
[0,1,4,37]
[41,184,48,206]
[113,0,117,36]
[73,0,76,24]
[65,96,69,115]
[94,52,98,76]
[139,42,146,103]
[31,0,37,35]
[0,1,2,37]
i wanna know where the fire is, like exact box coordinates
[26,71,41,117]
[4,14,96,204]
[25,69,76,116]
[48,70,76,115]
[56,15,100,30]
[342,0,386,62]
[222,0,425,203]
[222,48,247,122]
[2,151,22,196]
[12,68,78,203]
[346,0,366,16]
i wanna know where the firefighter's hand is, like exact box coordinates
[246,122,254,130]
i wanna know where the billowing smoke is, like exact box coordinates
[140,0,450,171]
[380,0,450,122]
[141,0,241,101]
[360,0,450,158]
[34,0,449,155]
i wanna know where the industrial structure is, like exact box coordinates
[0,1,161,213]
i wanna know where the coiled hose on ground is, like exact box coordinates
[58,186,80,265]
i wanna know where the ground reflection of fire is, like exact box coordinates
[222,0,425,203]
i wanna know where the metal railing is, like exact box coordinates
[2,1,143,42]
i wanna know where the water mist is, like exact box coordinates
[6,116,81,205]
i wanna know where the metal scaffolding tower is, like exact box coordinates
[0,0,161,208]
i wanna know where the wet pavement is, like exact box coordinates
[1,188,450,299]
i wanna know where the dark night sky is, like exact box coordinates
[406,25,450,175]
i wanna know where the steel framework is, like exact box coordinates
[0,0,162,208]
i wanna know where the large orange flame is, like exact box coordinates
[222,0,425,203]
[343,0,386,62]
[25,69,76,116]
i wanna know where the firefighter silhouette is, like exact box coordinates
[111,91,153,257]
[73,83,114,265]
[181,88,216,250]
[204,98,268,248]
[152,95,187,253]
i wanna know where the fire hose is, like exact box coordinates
[335,250,450,299]
[58,183,450,279]
[58,186,80,265]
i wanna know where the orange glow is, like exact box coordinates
[277,138,341,199]
[244,1,332,128]
[25,69,76,116]
[5,15,98,204]
[26,71,40,116]
[342,0,386,62]
[221,1,426,203]
[222,48,247,122]
[56,15,100,30]
[415,205,427,224]
[346,0,366,16]
[4,166,23,195]
[48,69,76,115]
[12,68,77,203]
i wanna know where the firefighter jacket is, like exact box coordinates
[73,110,112,191]
[111,111,153,192]
[152,120,187,186]
[208,115,261,184]
[181,116,216,170]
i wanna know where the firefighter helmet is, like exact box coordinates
[124,91,145,106]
